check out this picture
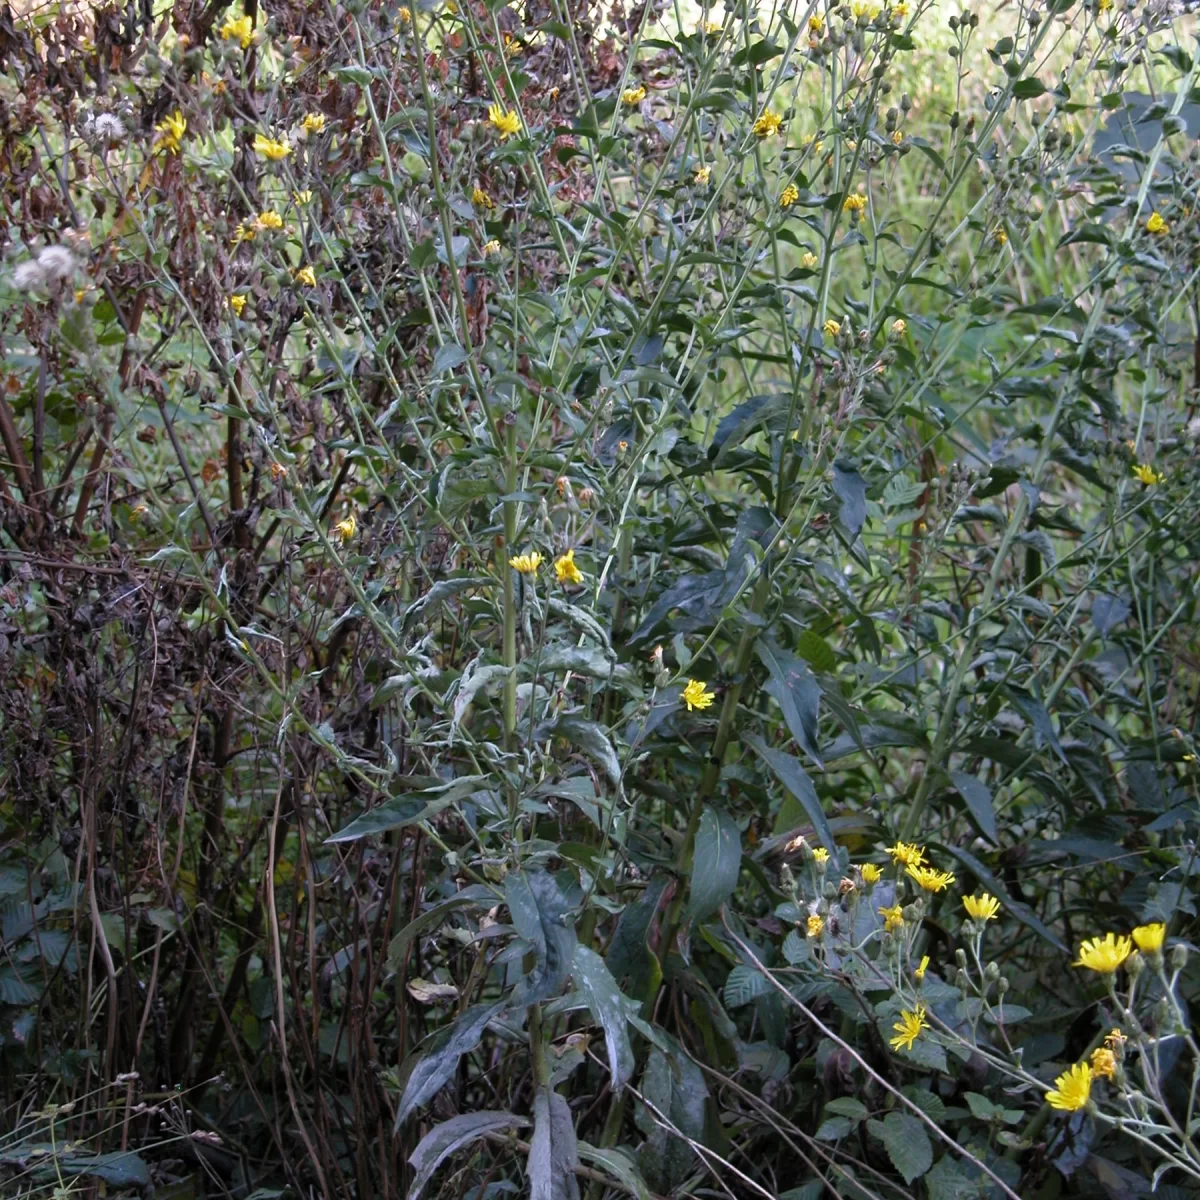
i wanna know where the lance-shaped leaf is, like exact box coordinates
[757,641,824,768]
[687,807,742,923]
[505,870,576,1006]
[529,1088,581,1200]
[572,945,635,1090]
[407,1112,527,1200]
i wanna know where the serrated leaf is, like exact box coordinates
[878,1112,932,1183]
[825,1097,868,1121]
[687,807,742,922]
[795,630,836,673]
[723,963,770,1008]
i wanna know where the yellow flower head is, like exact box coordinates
[472,186,495,210]
[1146,211,1168,235]
[254,134,291,161]
[811,847,830,866]
[915,954,929,981]
[893,1,908,15]
[823,318,840,338]
[699,19,721,33]
[219,14,255,48]
[1133,463,1164,486]
[509,551,544,574]
[885,841,925,868]
[554,549,584,585]
[255,210,284,231]
[800,252,819,269]
[1105,1028,1127,1050]
[270,461,287,482]
[1132,922,1166,953]
[963,893,1001,922]
[694,165,712,185]
[682,678,716,711]
[398,5,411,20]
[1090,1047,1116,1079]
[302,112,326,135]
[808,13,824,33]
[753,110,783,139]
[852,0,882,17]
[991,227,1008,247]
[333,514,357,543]
[229,293,247,316]
[155,110,187,154]
[293,190,313,205]
[780,183,799,209]
[891,130,904,146]
[1073,932,1132,974]
[1046,1062,1092,1112]
[488,103,521,139]
[860,863,882,885]
[231,222,254,245]
[621,85,647,106]
[906,864,956,893]
[843,190,867,213]
[889,1005,927,1052]
[483,239,502,256]
[879,903,904,932]
[806,914,824,938]
[890,318,907,337]
[294,265,316,287]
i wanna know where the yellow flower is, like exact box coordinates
[1046,1062,1092,1112]
[155,110,187,154]
[823,318,840,338]
[780,183,799,209]
[963,893,1001,922]
[509,551,544,574]
[231,222,254,245]
[1073,933,1132,974]
[1132,922,1166,953]
[294,266,316,286]
[270,461,287,482]
[800,252,818,269]
[483,239,502,256]
[1090,1047,1116,1079]
[219,14,255,47]
[554,549,584,585]
[1133,463,1163,486]
[488,103,521,139]
[885,841,924,868]
[503,32,522,56]
[255,210,284,231]
[915,954,929,981]
[254,134,291,161]
[229,293,247,316]
[472,186,495,210]
[843,191,867,213]
[694,165,711,185]
[398,5,411,20]
[753,111,783,139]
[682,679,715,711]
[889,1005,927,1052]
[333,514,357,543]
[906,864,956,893]
[991,228,1008,247]
[302,112,326,135]
[860,863,882,885]
[1146,211,1168,235]
[621,86,647,106]
[893,1,908,15]
[852,1,882,17]
[1105,1028,1127,1050]
[798,134,824,155]
[891,130,904,146]
[293,190,313,205]
[808,13,824,33]
[812,847,830,865]
[699,19,721,33]
[879,904,904,932]
[806,914,824,938]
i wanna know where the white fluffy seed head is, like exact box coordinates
[36,245,76,280]
[13,260,46,290]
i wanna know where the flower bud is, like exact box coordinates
[996,976,1009,995]
[955,948,968,968]
[1127,952,1145,980]
[985,961,1000,981]
[1172,943,1188,970]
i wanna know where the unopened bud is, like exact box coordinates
[1172,944,1188,970]
[985,961,1000,981]
[996,976,1009,995]
[955,948,968,969]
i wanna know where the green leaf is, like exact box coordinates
[831,461,867,539]
[539,716,623,790]
[506,870,577,1005]
[815,1116,853,1141]
[1013,78,1046,99]
[825,1097,868,1121]
[576,1145,653,1200]
[795,630,836,673]
[948,771,997,843]
[687,807,742,923]
[407,1112,527,1200]
[745,735,836,855]
[433,342,468,374]
[723,963,771,1008]
[328,776,487,842]
[757,642,824,767]
[529,1088,581,1200]
[964,1092,997,1120]
[878,1112,932,1183]
[573,945,635,1090]
[387,888,494,970]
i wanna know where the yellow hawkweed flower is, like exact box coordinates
[333,514,357,543]
[1105,1028,1127,1050]
[860,863,882,885]
[823,318,840,338]
[472,186,495,210]
[1132,923,1166,953]
[852,0,882,16]
[806,914,824,938]
[483,239,501,256]
[293,190,313,205]
[155,110,187,154]
[219,14,255,47]
[891,130,904,146]
[699,19,721,33]
[780,183,799,209]
[894,1,908,15]
[963,893,1001,921]
[1133,463,1164,486]
[890,318,907,337]
[255,210,284,231]
[889,1005,927,1052]
[231,222,254,245]
[1090,1047,1116,1079]
[886,841,924,868]
[753,110,782,139]
[800,252,818,269]
[229,293,247,316]
[509,551,544,574]
[843,190,867,213]
[488,103,521,139]
[302,112,326,135]
[991,228,1008,247]
[682,679,715,711]
[294,266,316,286]
[398,5,411,20]
[879,904,904,932]
[811,847,830,865]
[808,13,824,32]
[799,133,824,154]
[554,549,584,585]
[621,86,647,106]
[915,955,929,981]
[1146,211,1168,235]
[1046,1062,1092,1112]
[694,165,711,185]
[906,864,956,893]
[1073,933,1132,974]
[254,134,291,160]
[503,32,522,56]
[270,461,287,482]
